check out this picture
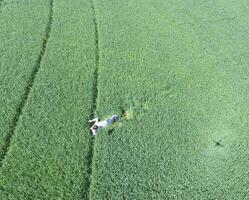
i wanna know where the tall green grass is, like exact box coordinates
[89,0,249,199]
[0,0,51,162]
[0,0,96,199]
[0,0,249,199]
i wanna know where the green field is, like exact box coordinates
[1,0,249,199]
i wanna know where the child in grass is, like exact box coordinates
[88,115,120,135]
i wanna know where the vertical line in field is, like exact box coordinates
[0,0,54,166]
[84,0,99,199]
[90,0,100,113]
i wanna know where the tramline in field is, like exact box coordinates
[0,0,249,199]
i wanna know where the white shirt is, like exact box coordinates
[90,119,108,135]
[95,120,108,128]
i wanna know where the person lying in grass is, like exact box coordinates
[89,115,120,135]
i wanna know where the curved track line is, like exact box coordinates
[0,0,54,166]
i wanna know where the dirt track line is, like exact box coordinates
[84,0,100,199]
[0,0,54,166]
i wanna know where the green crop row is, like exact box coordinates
[1,0,249,199]
[89,0,249,199]
[0,0,96,199]
[0,0,51,162]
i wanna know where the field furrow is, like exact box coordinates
[89,0,249,199]
[0,0,54,167]
[85,0,100,197]
[1,0,249,199]
[0,0,96,199]
[0,0,52,164]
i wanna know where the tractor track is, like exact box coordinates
[83,0,100,199]
[0,0,54,166]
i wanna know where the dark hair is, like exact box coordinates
[93,125,98,130]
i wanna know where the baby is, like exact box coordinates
[88,115,120,135]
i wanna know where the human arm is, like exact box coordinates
[88,117,99,123]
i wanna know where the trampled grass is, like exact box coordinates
[0,0,96,199]
[0,0,249,199]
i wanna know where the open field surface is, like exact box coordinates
[1,0,249,199]
[0,0,51,162]
[0,0,96,199]
[89,0,249,199]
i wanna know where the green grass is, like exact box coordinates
[89,0,249,199]
[1,0,249,199]
[0,0,96,199]
[0,0,51,162]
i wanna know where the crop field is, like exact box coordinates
[0,0,249,199]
